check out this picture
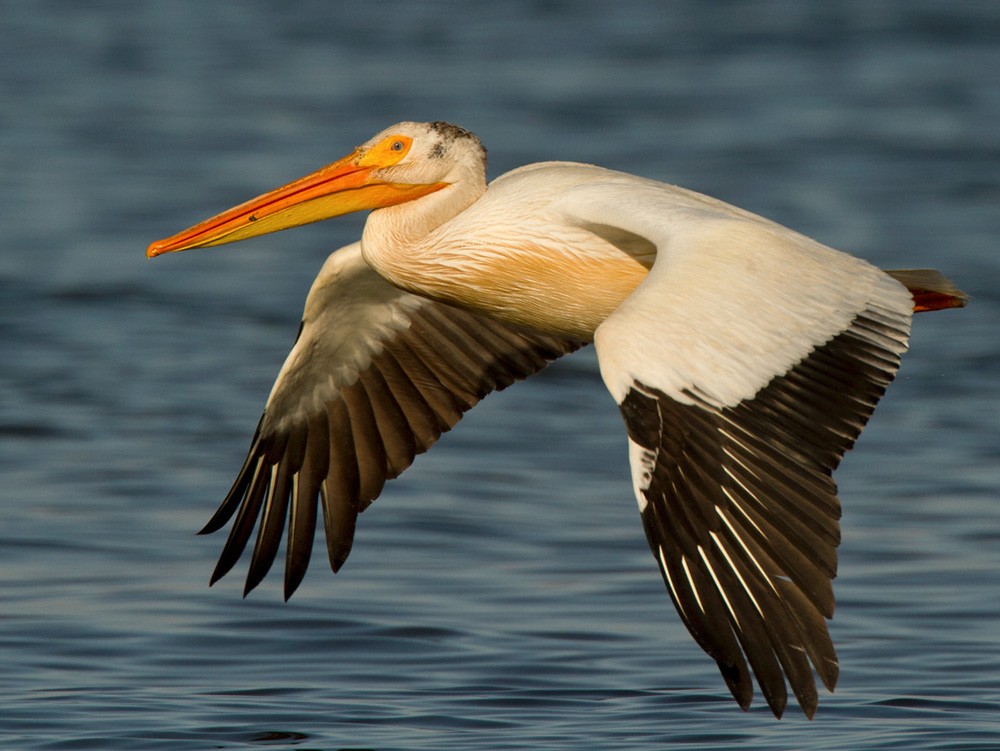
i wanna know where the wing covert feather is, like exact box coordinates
[202,243,583,599]
[588,192,913,717]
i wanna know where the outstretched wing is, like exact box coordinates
[203,242,583,599]
[569,180,913,717]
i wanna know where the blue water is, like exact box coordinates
[2,1,999,748]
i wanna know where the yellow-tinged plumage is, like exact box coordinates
[148,121,967,720]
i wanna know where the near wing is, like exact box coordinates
[567,179,914,717]
[202,242,583,599]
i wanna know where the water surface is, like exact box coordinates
[2,1,999,749]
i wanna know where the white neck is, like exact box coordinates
[360,174,486,295]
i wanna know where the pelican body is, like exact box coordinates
[149,122,966,718]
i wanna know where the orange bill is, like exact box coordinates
[148,147,447,258]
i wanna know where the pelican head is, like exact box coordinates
[147,121,487,258]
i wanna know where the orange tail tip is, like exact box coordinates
[884,269,970,313]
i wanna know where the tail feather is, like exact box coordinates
[884,269,969,313]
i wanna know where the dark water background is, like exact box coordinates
[2,1,998,749]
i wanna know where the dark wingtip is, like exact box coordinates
[242,577,260,598]
[283,566,306,601]
[325,531,355,574]
[208,536,247,588]
[198,519,224,536]
[208,563,228,588]
[243,555,274,597]
[719,660,753,713]
[819,658,840,693]
[330,550,350,574]
[763,680,789,719]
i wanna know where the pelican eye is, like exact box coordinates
[390,140,405,152]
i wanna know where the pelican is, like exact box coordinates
[148,121,966,718]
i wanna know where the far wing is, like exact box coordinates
[568,181,914,718]
[203,242,583,599]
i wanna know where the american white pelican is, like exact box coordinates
[148,121,966,718]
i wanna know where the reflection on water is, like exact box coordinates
[2,1,999,748]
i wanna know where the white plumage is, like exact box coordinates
[148,121,965,718]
